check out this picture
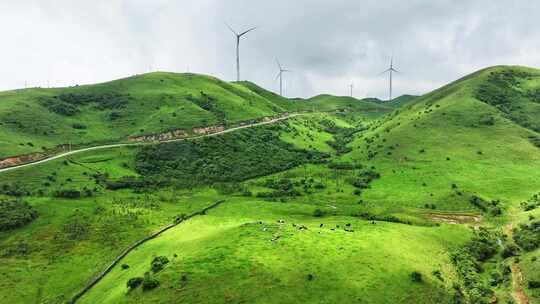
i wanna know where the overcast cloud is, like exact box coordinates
[0,0,539,99]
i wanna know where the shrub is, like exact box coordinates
[501,244,520,259]
[432,270,443,281]
[127,277,144,289]
[109,112,122,120]
[72,123,87,129]
[411,271,423,282]
[529,136,540,148]
[313,208,325,217]
[54,189,82,199]
[529,280,540,289]
[151,256,169,273]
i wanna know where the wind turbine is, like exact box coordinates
[349,83,354,98]
[379,56,400,101]
[276,59,291,96]
[226,23,257,82]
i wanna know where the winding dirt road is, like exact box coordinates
[0,113,303,174]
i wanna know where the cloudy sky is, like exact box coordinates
[1,0,539,99]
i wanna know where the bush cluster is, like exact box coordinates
[450,228,498,303]
[514,221,540,251]
[39,92,130,116]
[54,189,93,199]
[469,195,502,216]
[350,170,381,190]
[186,92,226,122]
[151,256,170,273]
[520,192,540,211]
[0,200,38,231]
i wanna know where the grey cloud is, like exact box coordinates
[0,0,539,99]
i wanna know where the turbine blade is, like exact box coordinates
[391,68,400,73]
[225,22,238,35]
[275,72,281,80]
[276,58,282,70]
[239,27,257,37]
[378,68,391,76]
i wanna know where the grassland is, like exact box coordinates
[1,66,540,304]
[0,73,388,158]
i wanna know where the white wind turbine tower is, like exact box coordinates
[349,83,354,98]
[379,56,400,101]
[276,59,291,96]
[226,23,257,82]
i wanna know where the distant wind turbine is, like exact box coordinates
[276,59,291,96]
[379,56,400,101]
[226,23,257,82]
[349,83,354,98]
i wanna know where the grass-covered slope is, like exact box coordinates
[0,73,279,158]
[0,72,390,159]
[81,199,469,304]
[345,66,540,212]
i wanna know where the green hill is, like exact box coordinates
[303,94,392,112]
[1,66,540,304]
[0,72,390,159]
[346,65,540,207]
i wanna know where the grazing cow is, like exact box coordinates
[320,224,324,228]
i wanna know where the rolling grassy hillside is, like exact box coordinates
[1,65,540,304]
[345,65,540,211]
[0,72,389,158]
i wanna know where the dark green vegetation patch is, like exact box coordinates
[475,68,540,132]
[450,228,501,304]
[514,221,540,251]
[39,92,131,116]
[0,200,38,231]
[135,126,327,185]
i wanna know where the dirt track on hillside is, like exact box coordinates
[505,223,530,304]
[0,113,304,174]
